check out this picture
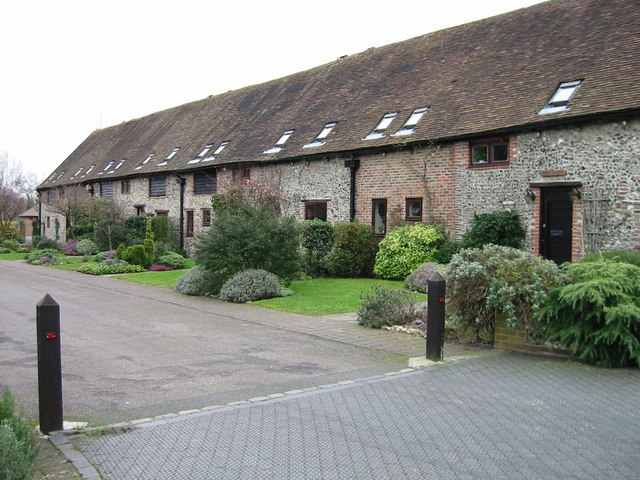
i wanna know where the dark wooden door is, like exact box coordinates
[540,188,573,264]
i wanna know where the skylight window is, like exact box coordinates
[364,113,398,140]
[538,80,582,115]
[81,165,95,178]
[107,160,125,174]
[70,167,84,180]
[303,123,337,148]
[188,144,214,164]
[134,153,154,171]
[392,107,428,136]
[202,142,229,162]
[264,130,294,154]
[158,147,180,166]
[98,161,114,175]
[53,171,65,182]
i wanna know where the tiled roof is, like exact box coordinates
[40,0,640,189]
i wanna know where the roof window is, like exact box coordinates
[70,167,84,180]
[81,165,95,178]
[393,107,428,136]
[303,122,336,148]
[188,144,214,164]
[202,142,229,162]
[98,161,114,175]
[364,113,398,140]
[264,130,294,154]
[539,80,582,114]
[134,153,154,171]
[157,147,180,166]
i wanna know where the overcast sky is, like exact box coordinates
[1,0,544,181]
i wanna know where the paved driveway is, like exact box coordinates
[73,352,640,479]
[0,260,409,426]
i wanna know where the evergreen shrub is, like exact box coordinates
[157,252,187,270]
[94,250,115,263]
[538,260,640,367]
[218,269,283,303]
[374,224,445,279]
[1,239,21,251]
[35,237,60,250]
[329,222,377,278]
[301,220,334,277]
[122,245,151,268]
[461,210,526,249]
[125,216,147,246]
[26,249,59,265]
[357,285,421,329]
[174,266,213,296]
[446,244,566,343]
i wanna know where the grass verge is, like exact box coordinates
[254,278,421,315]
[114,269,189,288]
[0,252,27,261]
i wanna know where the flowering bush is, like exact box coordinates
[374,224,445,279]
[445,244,566,343]
[150,264,174,271]
[63,240,79,255]
[404,262,446,293]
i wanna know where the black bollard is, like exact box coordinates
[426,273,446,361]
[36,294,63,434]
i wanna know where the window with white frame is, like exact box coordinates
[392,107,428,136]
[364,112,397,140]
[538,80,582,114]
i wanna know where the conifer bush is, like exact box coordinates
[580,249,640,268]
[328,221,377,278]
[538,260,640,367]
[301,220,334,277]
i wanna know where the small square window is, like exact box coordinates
[232,166,251,182]
[405,198,423,221]
[304,201,328,221]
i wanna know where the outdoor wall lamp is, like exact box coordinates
[569,187,582,202]
[85,183,94,194]
[524,188,536,204]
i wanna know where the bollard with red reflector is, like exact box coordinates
[426,273,446,361]
[36,294,63,434]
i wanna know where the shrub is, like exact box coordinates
[152,216,180,253]
[174,266,213,296]
[434,240,462,264]
[0,388,37,480]
[461,210,526,250]
[77,263,146,275]
[1,239,21,251]
[374,224,445,279]
[538,261,640,368]
[67,220,93,240]
[143,217,155,263]
[149,264,174,271]
[63,240,79,256]
[94,250,115,263]
[219,269,283,303]
[301,220,334,277]
[122,245,151,268]
[26,249,59,265]
[195,202,301,293]
[357,285,421,329]
[76,239,98,255]
[328,222,377,278]
[157,252,187,270]
[125,216,147,246]
[115,243,127,260]
[404,262,446,293]
[581,249,640,268]
[35,237,60,250]
[445,244,566,343]
[16,244,30,253]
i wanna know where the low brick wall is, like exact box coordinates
[493,315,571,358]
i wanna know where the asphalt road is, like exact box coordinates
[0,260,406,426]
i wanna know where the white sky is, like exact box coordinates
[1,0,544,181]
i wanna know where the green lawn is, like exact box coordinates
[254,278,419,315]
[114,269,189,288]
[0,253,27,261]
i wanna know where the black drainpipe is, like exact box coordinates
[176,175,186,250]
[344,158,360,221]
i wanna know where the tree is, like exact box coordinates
[0,151,37,240]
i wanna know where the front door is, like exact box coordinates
[540,187,573,264]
